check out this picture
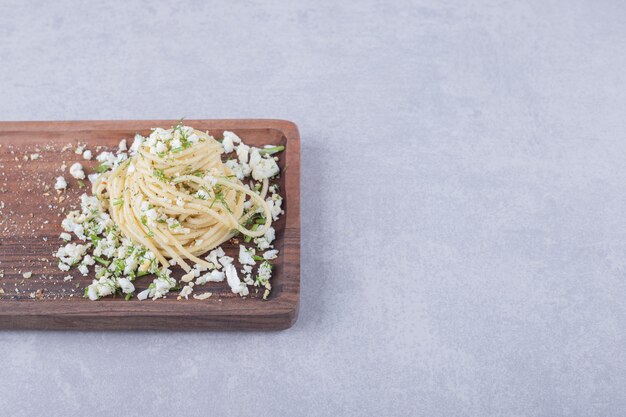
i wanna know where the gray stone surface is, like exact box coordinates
[0,0,625,415]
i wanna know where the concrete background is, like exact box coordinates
[0,0,625,416]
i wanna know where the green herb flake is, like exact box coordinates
[96,163,110,173]
[259,145,285,155]
[153,169,168,182]
[94,256,110,266]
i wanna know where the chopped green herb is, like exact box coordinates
[96,163,110,173]
[94,256,110,266]
[77,180,85,188]
[252,255,264,261]
[124,293,133,301]
[112,197,124,206]
[153,169,168,182]
[244,224,259,242]
[259,145,285,155]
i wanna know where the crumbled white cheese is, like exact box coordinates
[263,249,279,260]
[117,278,135,294]
[255,226,276,250]
[156,141,167,154]
[223,131,242,144]
[203,174,217,186]
[218,255,234,268]
[224,263,248,296]
[30,153,41,160]
[137,272,176,301]
[222,138,234,153]
[205,247,225,268]
[267,196,283,220]
[222,131,241,153]
[249,149,262,168]
[55,242,89,266]
[54,176,67,190]
[251,157,279,180]
[69,162,85,179]
[196,269,225,285]
[193,292,212,300]
[236,143,250,164]
[225,159,245,180]
[196,189,209,200]
[86,277,117,300]
[256,261,272,286]
[238,245,256,266]
[181,271,195,282]
[179,284,193,299]
[129,134,144,155]
[118,139,127,152]
[63,275,73,282]
[145,208,157,226]
[83,150,93,160]
[59,232,72,241]
[22,271,32,279]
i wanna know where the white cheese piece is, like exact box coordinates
[236,143,250,164]
[263,249,279,260]
[137,289,150,301]
[238,245,256,266]
[224,263,248,296]
[181,272,195,282]
[193,292,212,300]
[69,162,85,179]
[117,278,135,294]
[179,284,193,299]
[54,176,67,190]
[251,157,279,180]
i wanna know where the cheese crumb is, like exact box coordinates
[69,162,85,179]
[54,176,67,190]
[193,292,212,300]
[179,284,193,299]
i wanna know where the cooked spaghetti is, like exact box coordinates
[93,125,273,273]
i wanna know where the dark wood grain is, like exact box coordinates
[0,119,300,330]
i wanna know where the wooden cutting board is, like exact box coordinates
[0,119,300,330]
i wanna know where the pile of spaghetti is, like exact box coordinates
[96,126,272,273]
[55,124,284,301]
